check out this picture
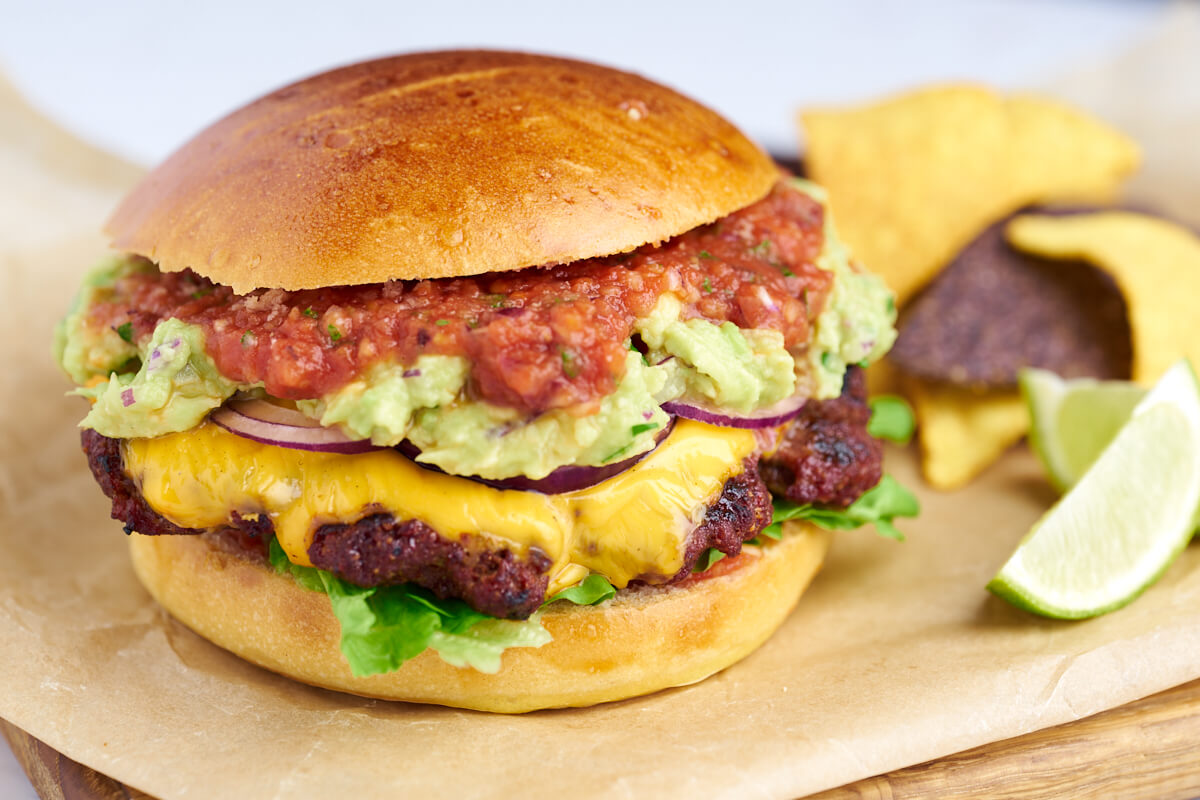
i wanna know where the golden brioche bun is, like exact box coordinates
[106,50,779,294]
[129,522,830,713]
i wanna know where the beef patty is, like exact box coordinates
[80,369,881,619]
[83,439,776,619]
[759,367,883,507]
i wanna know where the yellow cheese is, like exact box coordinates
[123,419,756,594]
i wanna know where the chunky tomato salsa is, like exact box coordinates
[88,181,831,414]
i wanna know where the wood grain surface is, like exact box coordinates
[5,679,1200,799]
[0,720,152,800]
[811,678,1200,800]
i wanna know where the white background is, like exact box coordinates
[0,1,1169,797]
[0,0,1167,164]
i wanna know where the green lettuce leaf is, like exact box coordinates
[543,572,617,606]
[693,548,727,572]
[763,474,919,542]
[268,539,550,676]
[867,395,916,444]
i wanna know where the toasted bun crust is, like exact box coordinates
[106,51,778,294]
[129,523,830,712]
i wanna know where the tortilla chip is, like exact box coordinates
[865,358,903,397]
[800,85,1140,304]
[890,208,1132,388]
[908,382,1029,491]
[1006,212,1200,384]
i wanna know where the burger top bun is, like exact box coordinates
[106,50,779,294]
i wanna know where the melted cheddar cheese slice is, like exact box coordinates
[123,419,756,595]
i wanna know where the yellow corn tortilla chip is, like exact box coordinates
[800,85,1140,304]
[908,382,1028,491]
[865,358,903,397]
[1006,211,1200,385]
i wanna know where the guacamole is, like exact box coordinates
[297,356,471,445]
[77,319,241,438]
[409,352,672,479]
[54,255,148,385]
[792,178,897,398]
[635,294,796,412]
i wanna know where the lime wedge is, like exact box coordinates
[1020,368,1146,492]
[990,360,1200,619]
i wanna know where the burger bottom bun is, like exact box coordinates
[128,522,831,713]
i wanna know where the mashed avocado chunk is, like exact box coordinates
[792,178,897,398]
[54,255,151,385]
[407,352,672,480]
[809,263,896,398]
[79,319,240,438]
[635,294,796,412]
[56,257,239,439]
[296,356,470,445]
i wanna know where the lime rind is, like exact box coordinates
[987,537,1183,620]
[992,360,1200,619]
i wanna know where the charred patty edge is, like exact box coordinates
[758,366,883,508]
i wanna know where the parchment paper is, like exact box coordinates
[4,7,1200,798]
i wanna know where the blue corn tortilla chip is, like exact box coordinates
[889,207,1132,389]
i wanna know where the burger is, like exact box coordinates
[55,51,903,712]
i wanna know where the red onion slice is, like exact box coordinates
[396,418,675,494]
[661,393,807,429]
[211,396,383,455]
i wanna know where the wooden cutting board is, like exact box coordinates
[5,678,1200,799]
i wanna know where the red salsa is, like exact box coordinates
[89,182,831,414]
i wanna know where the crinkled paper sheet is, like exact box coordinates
[2,7,1200,797]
